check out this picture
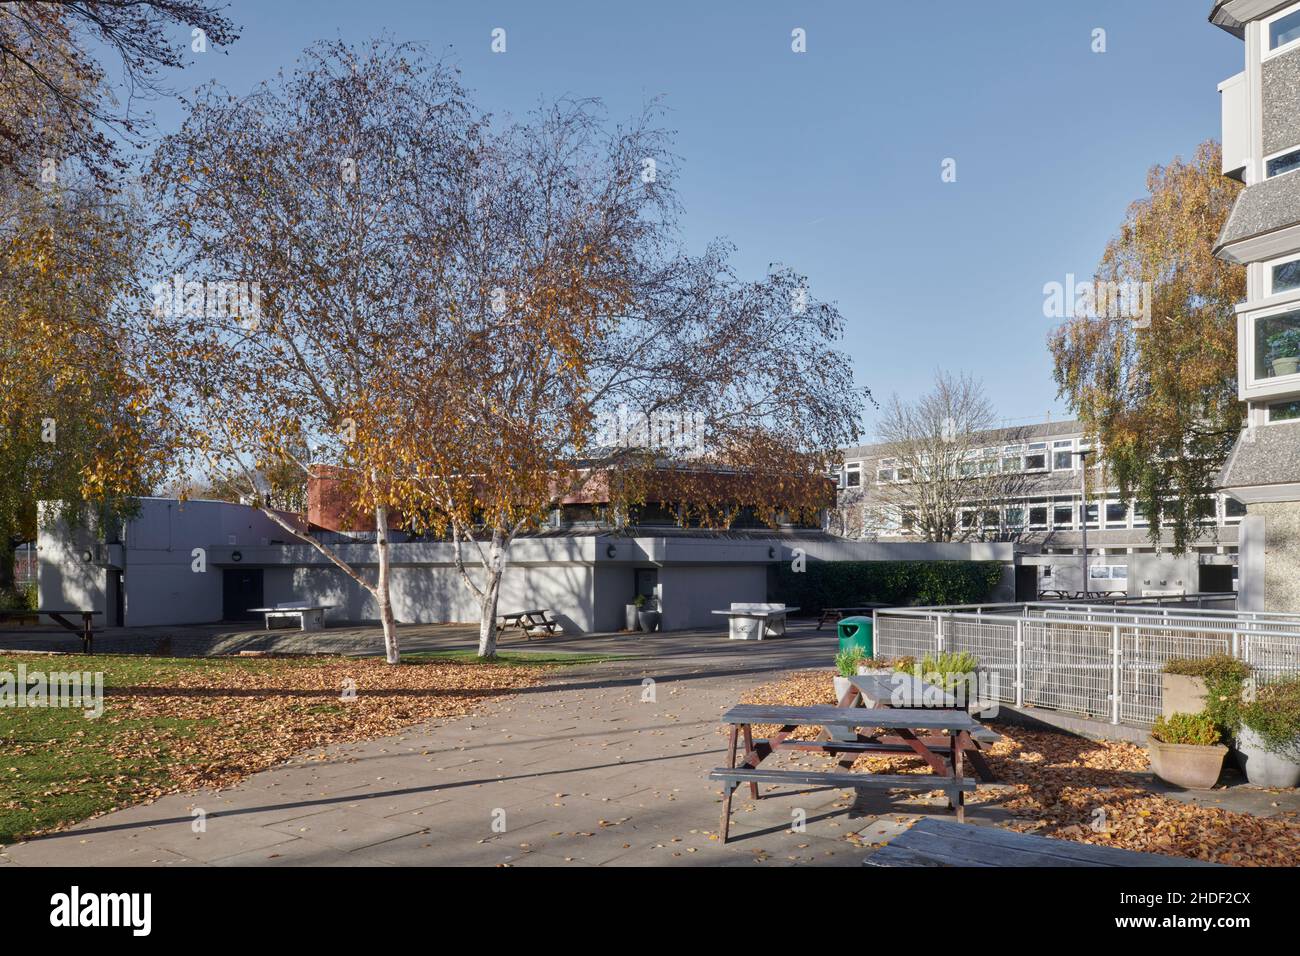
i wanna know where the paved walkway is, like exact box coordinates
[0,625,966,867]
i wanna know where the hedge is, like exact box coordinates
[771,560,1005,612]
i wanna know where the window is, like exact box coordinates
[1265,146,1300,179]
[1268,5,1300,53]
[1133,501,1150,527]
[1001,445,1024,472]
[1025,442,1048,470]
[1105,501,1129,527]
[1195,498,1216,524]
[1225,497,1247,522]
[1253,308,1300,379]
[876,459,895,482]
[1270,400,1300,422]
[896,465,914,482]
[1269,254,1300,297]
[1052,439,1074,470]
[1028,500,1048,528]
[901,508,916,532]
[1081,503,1099,528]
[845,463,861,488]
[1005,506,1025,529]
[1052,501,1074,528]
[958,457,977,477]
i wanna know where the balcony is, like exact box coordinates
[1219,70,1248,180]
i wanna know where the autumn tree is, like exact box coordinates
[1049,141,1245,552]
[143,39,473,663]
[387,101,863,657]
[0,172,161,593]
[860,372,1031,542]
[0,0,238,187]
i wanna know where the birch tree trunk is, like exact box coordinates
[374,503,400,664]
[476,530,506,658]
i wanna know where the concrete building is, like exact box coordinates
[834,419,1242,598]
[1210,1,1300,610]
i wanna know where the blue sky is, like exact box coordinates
[141,0,1242,438]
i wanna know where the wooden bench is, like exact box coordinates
[866,818,1220,867]
[713,703,988,842]
[0,608,100,652]
[496,609,561,639]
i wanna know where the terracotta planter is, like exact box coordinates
[1161,674,1208,720]
[1234,725,1300,788]
[1147,737,1227,790]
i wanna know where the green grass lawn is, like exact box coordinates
[0,648,624,846]
[0,654,278,845]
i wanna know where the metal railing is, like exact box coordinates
[872,603,1300,727]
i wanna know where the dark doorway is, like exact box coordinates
[1198,564,1233,593]
[107,571,124,627]
[634,568,659,604]
[1014,565,1038,601]
[222,569,264,621]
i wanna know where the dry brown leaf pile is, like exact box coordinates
[739,670,1300,866]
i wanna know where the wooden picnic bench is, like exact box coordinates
[834,672,1001,782]
[0,608,100,653]
[866,818,1220,867]
[816,604,888,630]
[710,703,985,842]
[496,609,561,640]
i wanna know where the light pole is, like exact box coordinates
[1076,448,1094,597]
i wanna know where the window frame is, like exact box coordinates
[1266,250,1300,298]
[1264,1,1300,60]
[1263,143,1300,180]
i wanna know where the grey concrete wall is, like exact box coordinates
[1262,45,1300,156]
[1238,514,1266,612]
[1254,501,1300,612]
[658,565,767,631]
[36,510,106,618]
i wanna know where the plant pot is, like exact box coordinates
[1147,737,1227,790]
[856,665,891,677]
[833,675,854,704]
[1234,725,1300,788]
[625,604,640,631]
[637,610,660,633]
[1161,674,1208,720]
[1271,356,1300,377]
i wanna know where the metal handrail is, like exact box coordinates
[875,606,1300,641]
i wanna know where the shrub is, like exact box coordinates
[1240,676,1300,756]
[834,648,862,678]
[0,584,36,612]
[895,649,979,691]
[1163,654,1251,737]
[772,560,1004,612]
[1151,711,1221,747]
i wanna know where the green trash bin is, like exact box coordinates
[836,615,873,658]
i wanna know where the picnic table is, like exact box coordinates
[0,608,101,653]
[496,609,560,640]
[710,703,986,842]
[246,602,335,632]
[834,672,999,782]
[816,604,889,630]
[711,603,798,641]
[866,818,1220,867]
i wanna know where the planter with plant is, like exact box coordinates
[1268,328,1300,377]
[1161,655,1250,734]
[834,648,862,703]
[1236,676,1300,788]
[635,594,660,633]
[1148,711,1227,789]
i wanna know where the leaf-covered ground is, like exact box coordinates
[740,670,1300,866]
[0,651,555,844]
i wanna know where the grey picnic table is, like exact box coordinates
[710,703,985,842]
[866,818,1221,867]
[0,608,101,653]
[833,672,1001,782]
